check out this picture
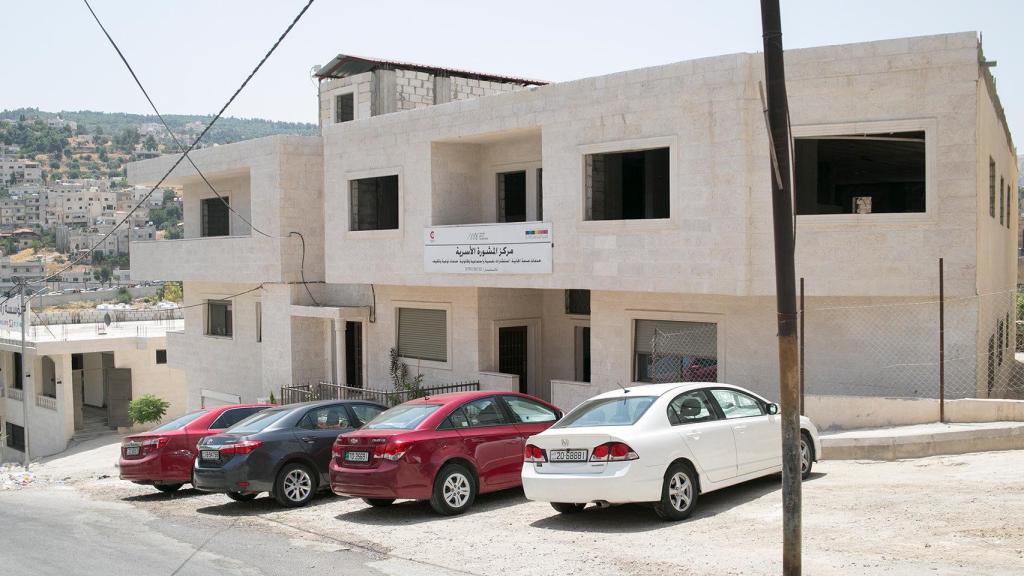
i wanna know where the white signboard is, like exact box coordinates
[424,222,553,274]
[0,297,26,335]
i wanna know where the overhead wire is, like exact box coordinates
[35,0,316,288]
[81,0,320,306]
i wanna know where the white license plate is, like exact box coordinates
[125,446,140,456]
[200,450,220,461]
[548,449,588,462]
[344,451,369,462]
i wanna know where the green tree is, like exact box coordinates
[116,287,132,304]
[128,394,170,425]
[158,281,182,302]
[143,134,158,151]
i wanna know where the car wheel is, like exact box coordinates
[155,483,183,494]
[429,463,476,516]
[362,498,396,508]
[653,462,699,521]
[551,502,586,514]
[800,432,814,480]
[227,492,258,502]
[274,462,317,508]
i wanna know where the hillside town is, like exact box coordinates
[1,2,1023,576]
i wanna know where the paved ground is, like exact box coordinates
[3,435,1023,576]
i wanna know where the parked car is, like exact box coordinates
[119,403,271,493]
[194,399,387,507]
[329,391,562,515]
[521,382,821,521]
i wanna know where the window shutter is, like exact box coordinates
[398,308,447,362]
[634,320,717,356]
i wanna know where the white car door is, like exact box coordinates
[670,389,737,483]
[708,388,780,476]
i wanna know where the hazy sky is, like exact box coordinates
[2,0,1021,143]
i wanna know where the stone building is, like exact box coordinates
[128,34,1018,427]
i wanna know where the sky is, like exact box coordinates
[1,0,1021,143]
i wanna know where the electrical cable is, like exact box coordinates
[37,0,315,287]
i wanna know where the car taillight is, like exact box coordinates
[373,440,409,461]
[139,437,168,454]
[219,440,262,455]
[590,442,638,462]
[524,444,546,463]
[331,439,344,459]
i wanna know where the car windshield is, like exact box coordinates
[364,404,442,430]
[552,396,657,428]
[150,410,207,432]
[227,408,290,434]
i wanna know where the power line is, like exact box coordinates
[80,0,321,306]
[37,0,316,286]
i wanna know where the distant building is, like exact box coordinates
[0,156,42,185]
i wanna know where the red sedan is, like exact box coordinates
[119,403,270,493]
[330,391,561,515]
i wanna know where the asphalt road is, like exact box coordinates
[0,487,386,576]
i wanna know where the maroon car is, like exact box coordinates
[329,391,561,515]
[119,403,271,493]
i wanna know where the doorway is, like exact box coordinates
[499,326,529,394]
[345,321,364,388]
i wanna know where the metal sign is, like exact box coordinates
[424,222,553,274]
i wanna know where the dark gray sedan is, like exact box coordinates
[194,400,387,507]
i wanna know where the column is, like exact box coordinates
[334,319,346,386]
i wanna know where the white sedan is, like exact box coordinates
[522,382,821,521]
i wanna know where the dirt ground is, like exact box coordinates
[11,437,1024,576]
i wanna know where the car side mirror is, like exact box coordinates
[767,403,779,415]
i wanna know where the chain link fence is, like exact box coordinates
[645,288,1024,402]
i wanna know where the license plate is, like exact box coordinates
[548,449,588,462]
[125,446,140,456]
[344,451,369,462]
[200,450,220,461]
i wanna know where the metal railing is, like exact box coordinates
[280,380,481,407]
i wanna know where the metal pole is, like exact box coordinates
[760,1,801,574]
[939,258,945,422]
[800,277,805,416]
[19,280,30,469]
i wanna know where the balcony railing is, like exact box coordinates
[36,394,57,410]
[280,381,481,407]
[5,387,24,401]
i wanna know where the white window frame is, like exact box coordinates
[333,87,357,124]
[344,167,404,239]
[394,300,452,370]
[626,309,726,386]
[577,136,679,232]
[488,161,543,224]
[792,118,937,227]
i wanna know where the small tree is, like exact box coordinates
[268,391,277,405]
[389,347,424,397]
[116,287,131,304]
[128,394,170,425]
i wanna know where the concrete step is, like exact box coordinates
[821,421,1024,460]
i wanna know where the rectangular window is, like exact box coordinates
[989,158,996,218]
[206,300,233,337]
[1000,176,1005,225]
[155,349,167,364]
[335,93,354,123]
[255,302,262,343]
[634,319,717,383]
[71,353,83,370]
[574,326,591,383]
[565,289,591,315]
[13,352,22,390]
[586,147,670,220]
[201,197,229,237]
[795,132,926,215]
[537,168,543,221]
[1007,182,1012,229]
[350,175,399,231]
[496,171,527,223]
[397,307,447,362]
[5,422,25,452]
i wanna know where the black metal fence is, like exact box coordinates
[279,380,480,407]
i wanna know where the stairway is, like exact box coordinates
[72,406,115,443]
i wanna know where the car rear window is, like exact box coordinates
[364,404,442,430]
[151,410,207,432]
[552,396,657,428]
[227,408,290,434]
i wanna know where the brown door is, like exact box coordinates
[106,368,132,428]
[498,326,529,394]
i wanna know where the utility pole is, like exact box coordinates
[760,1,801,574]
[17,279,30,469]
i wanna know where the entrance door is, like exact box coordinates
[345,321,363,388]
[497,171,527,223]
[106,368,133,428]
[498,326,529,394]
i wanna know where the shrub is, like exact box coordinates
[389,347,424,396]
[116,287,131,304]
[128,394,170,425]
